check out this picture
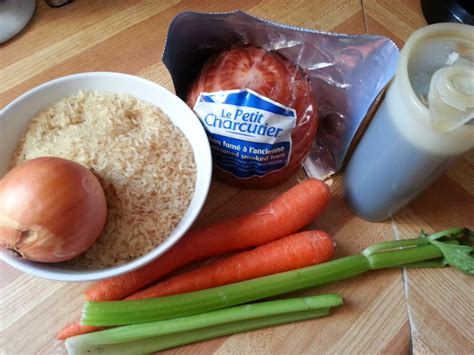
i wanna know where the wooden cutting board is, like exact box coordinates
[1,1,473,354]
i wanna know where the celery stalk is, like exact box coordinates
[72,295,341,343]
[362,237,430,256]
[82,255,367,326]
[68,309,330,355]
[66,294,341,354]
[81,227,472,326]
[366,245,442,269]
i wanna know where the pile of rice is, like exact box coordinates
[12,91,196,268]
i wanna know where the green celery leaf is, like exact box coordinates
[427,227,467,242]
[430,240,474,275]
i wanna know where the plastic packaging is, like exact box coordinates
[163,11,399,188]
[187,46,318,188]
[344,23,474,222]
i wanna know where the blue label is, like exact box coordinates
[193,89,296,178]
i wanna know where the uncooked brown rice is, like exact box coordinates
[12,91,196,268]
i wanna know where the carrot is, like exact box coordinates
[57,323,103,340]
[83,179,330,303]
[126,230,335,300]
[56,229,334,339]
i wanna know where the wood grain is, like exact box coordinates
[1,1,472,354]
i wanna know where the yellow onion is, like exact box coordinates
[0,157,107,263]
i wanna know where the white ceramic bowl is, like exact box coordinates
[0,72,212,282]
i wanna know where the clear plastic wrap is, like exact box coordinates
[186,46,318,188]
[163,11,399,188]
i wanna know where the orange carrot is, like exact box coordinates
[57,323,103,340]
[83,179,330,303]
[56,229,334,339]
[126,230,335,300]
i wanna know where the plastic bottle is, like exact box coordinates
[344,23,474,222]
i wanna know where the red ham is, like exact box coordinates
[187,47,318,188]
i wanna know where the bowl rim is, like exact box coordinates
[0,71,213,282]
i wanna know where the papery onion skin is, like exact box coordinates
[0,157,107,263]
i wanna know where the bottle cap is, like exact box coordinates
[428,55,474,132]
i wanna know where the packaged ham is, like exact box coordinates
[187,47,318,188]
[163,11,399,188]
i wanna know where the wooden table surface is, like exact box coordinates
[1,1,473,354]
